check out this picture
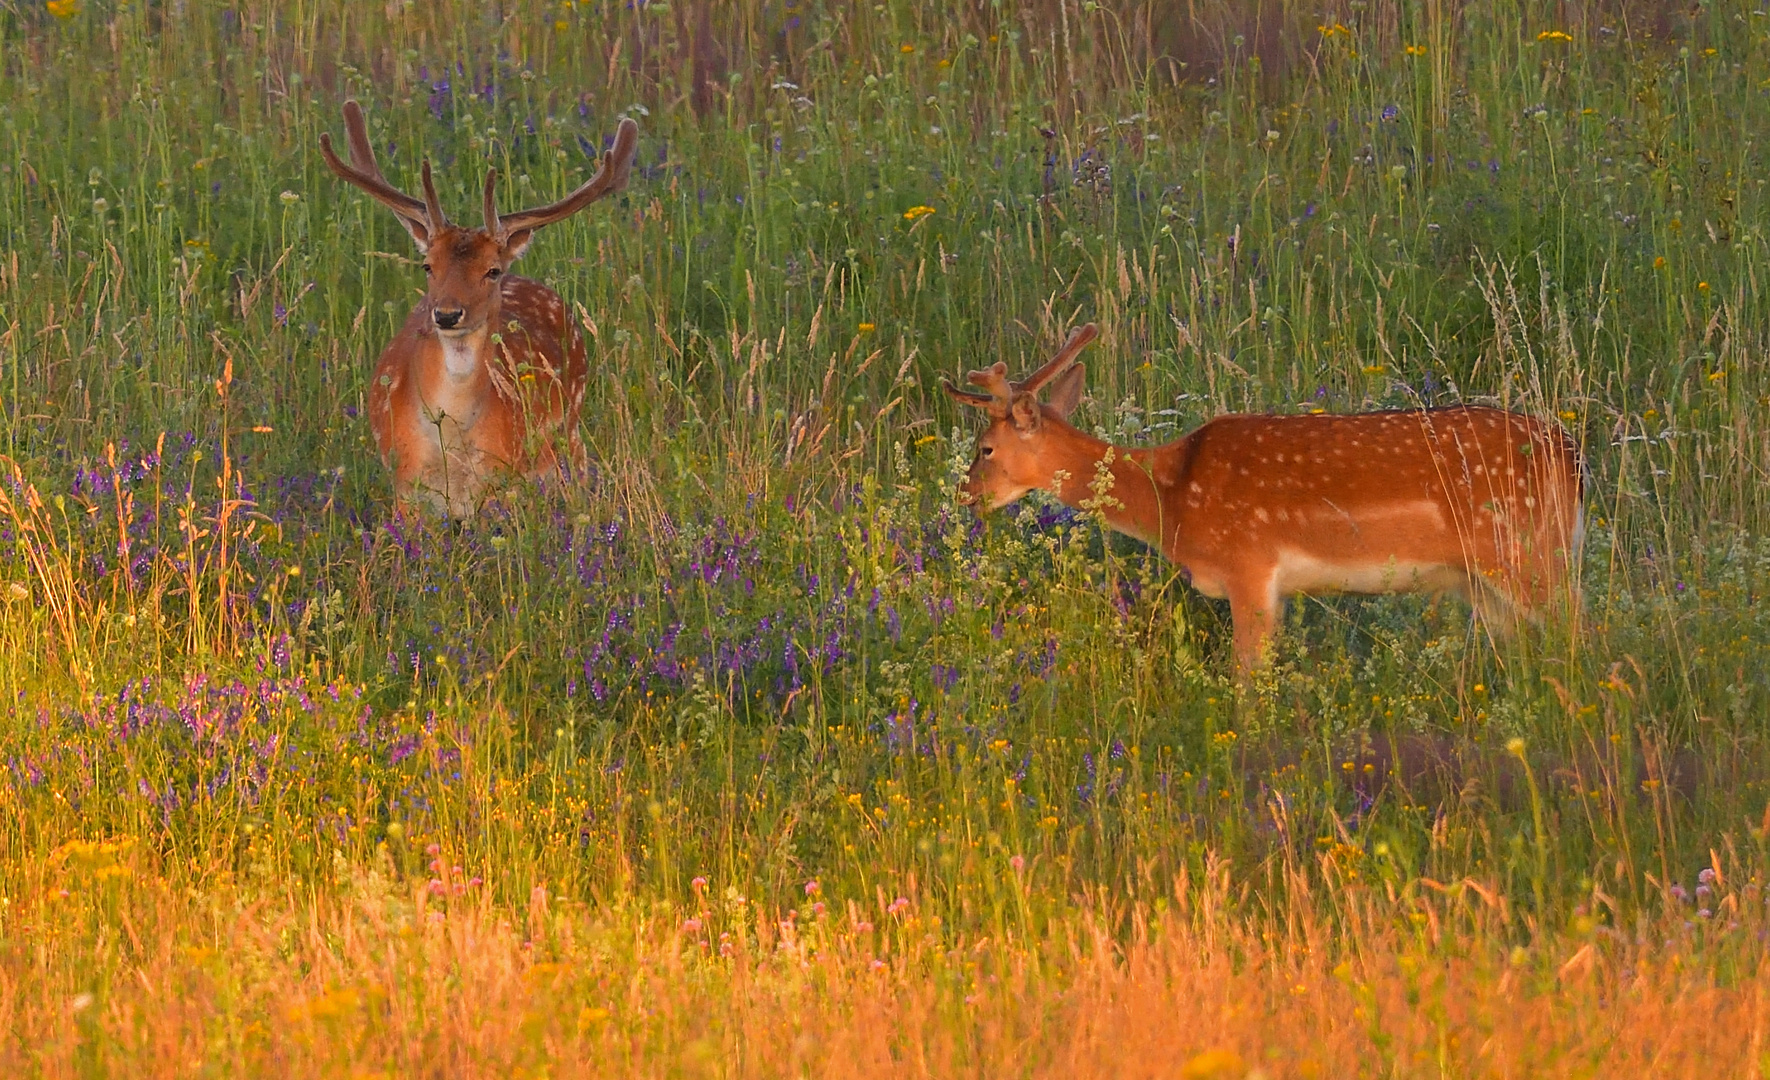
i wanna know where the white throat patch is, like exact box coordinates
[438,325,488,380]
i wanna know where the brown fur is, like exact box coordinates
[946,325,1584,675]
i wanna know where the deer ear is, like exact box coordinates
[502,229,535,262]
[1046,363,1085,420]
[397,217,432,252]
[1010,392,1043,434]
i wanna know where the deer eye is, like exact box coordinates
[980,445,995,458]
[422,263,432,275]
[486,267,503,280]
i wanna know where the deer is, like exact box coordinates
[319,100,639,517]
[942,324,1584,676]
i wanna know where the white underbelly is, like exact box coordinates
[1274,549,1468,596]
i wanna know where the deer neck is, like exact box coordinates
[1039,419,1171,548]
[436,322,491,381]
[417,322,494,432]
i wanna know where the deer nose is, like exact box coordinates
[432,307,465,330]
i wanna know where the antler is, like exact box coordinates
[941,324,1100,415]
[940,362,1009,416]
[494,117,640,238]
[1013,323,1099,395]
[319,100,437,237]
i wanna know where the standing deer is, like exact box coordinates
[943,324,1584,674]
[320,100,639,517]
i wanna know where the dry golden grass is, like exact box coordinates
[5,850,1763,1078]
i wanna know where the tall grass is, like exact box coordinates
[4,0,1770,1071]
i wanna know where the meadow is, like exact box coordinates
[3,0,1770,1073]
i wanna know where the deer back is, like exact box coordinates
[1162,406,1582,585]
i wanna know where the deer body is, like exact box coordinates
[945,326,1584,673]
[370,274,587,517]
[321,100,637,516]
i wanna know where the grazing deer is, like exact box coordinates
[943,324,1584,674]
[320,100,639,517]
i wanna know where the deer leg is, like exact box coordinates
[569,432,589,476]
[1466,568,1524,640]
[1491,560,1582,640]
[1227,569,1283,677]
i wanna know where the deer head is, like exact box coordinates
[941,323,1099,509]
[320,100,639,348]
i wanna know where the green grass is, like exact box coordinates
[6,0,1770,1071]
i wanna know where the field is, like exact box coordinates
[4,0,1770,1074]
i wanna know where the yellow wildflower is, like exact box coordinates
[1537,30,1573,42]
[47,0,79,17]
[902,205,935,222]
[1181,1049,1246,1079]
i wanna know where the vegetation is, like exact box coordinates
[3,0,1770,1073]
